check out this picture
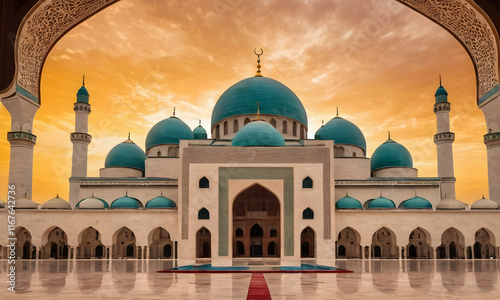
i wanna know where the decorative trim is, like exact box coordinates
[7,131,37,146]
[434,132,455,143]
[336,180,440,186]
[16,0,118,98]
[15,84,38,103]
[479,84,500,104]
[71,132,92,143]
[399,0,499,101]
[218,167,294,257]
[484,132,500,148]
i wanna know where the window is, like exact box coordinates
[244,118,251,125]
[215,124,220,139]
[270,228,277,237]
[235,228,243,237]
[233,119,239,133]
[198,208,209,220]
[270,118,276,128]
[157,150,161,157]
[199,177,209,188]
[282,120,287,134]
[303,208,314,219]
[224,121,228,135]
[302,177,313,188]
[293,122,297,136]
[300,125,304,140]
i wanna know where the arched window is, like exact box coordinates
[223,121,228,135]
[302,177,313,188]
[244,118,251,125]
[235,228,243,237]
[157,150,161,157]
[198,208,209,220]
[293,122,297,136]
[215,124,220,139]
[303,208,314,219]
[199,177,209,188]
[233,119,239,133]
[270,118,276,128]
[300,125,304,140]
[270,228,277,237]
[353,152,357,157]
[282,120,287,134]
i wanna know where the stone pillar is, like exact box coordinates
[1,92,39,199]
[480,94,500,203]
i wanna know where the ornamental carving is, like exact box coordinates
[14,0,500,103]
[399,0,499,101]
[16,0,118,99]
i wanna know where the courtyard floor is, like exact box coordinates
[1,259,499,299]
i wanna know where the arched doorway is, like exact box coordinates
[232,184,280,258]
[337,227,362,258]
[196,227,211,258]
[149,227,173,259]
[406,227,433,259]
[16,227,33,259]
[301,227,315,258]
[371,227,398,259]
[112,227,136,259]
[437,227,465,259]
[79,227,104,259]
[474,228,496,259]
[42,227,69,259]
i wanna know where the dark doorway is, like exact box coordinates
[373,245,381,258]
[95,245,104,258]
[449,242,457,259]
[50,243,58,258]
[23,241,31,259]
[126,245,134,257]
[474,242,482,259]
[338,245,346,257]
[408,244,417,258]
[164,244,172,258]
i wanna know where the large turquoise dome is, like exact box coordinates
[146,116,194,150]
[105,139,146,171]
[335,196,362,209]
[314,116,366,153]
[371,138,413,172]
[211,77,308,126]
[232,121,285,147]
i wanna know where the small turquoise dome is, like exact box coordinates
[315,116,366,153]
[368,196,396,209]
[193,124,208,139]
[77,85,89,103]
[105,139,146,171]
[111,196,143,208]
[399,196,432,209]
[371,138,413,172]
[145,196,177,208]
[211,77,308,127]
[232,121,285,147]
[336,196,362,209]
[435,85,448,103]
[146,116,194,150]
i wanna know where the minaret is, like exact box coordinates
[433,77,456,200]
[69,76,92,206]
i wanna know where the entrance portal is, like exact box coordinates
[233,184,280,257]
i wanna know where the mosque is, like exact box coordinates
[1,53,500,264]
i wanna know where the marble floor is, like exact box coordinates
[0,259,499,299]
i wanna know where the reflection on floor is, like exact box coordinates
[0,259,499,299]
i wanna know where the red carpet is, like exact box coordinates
[247,272,272,300]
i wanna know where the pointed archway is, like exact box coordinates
[406,227,433,259]
[437,227,465,259]
[196,227,211,258]
[301,227,315,258]
[42,227,69,259]
[474,227,496,259]
[232,184,280,258]
[148,227,173,259]
[337,227,362,258]
[371,227,398,259]
[78,227,104,259]
[15,227,33,259]
[112,227,136,259]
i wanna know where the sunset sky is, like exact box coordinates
[0,0,489,204]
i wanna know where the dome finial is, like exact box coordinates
[321,120,324,127]
[254,48,264,77]
[173,107,176,116]
[336,107,339,117]
[128,132,131,139]
[439,74,442,86]
[388,131,391,139]
[56,193,59,198]
[253,102,264,121]
[126,190,128,196]
[482,194,485,199]
[199,119,202,126]
[82,74,86,86]
[161,191,163,196]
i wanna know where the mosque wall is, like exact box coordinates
[145,157,180,178]
[372,167,418,178]
[99,167,142,178]
[334,157,370,179]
